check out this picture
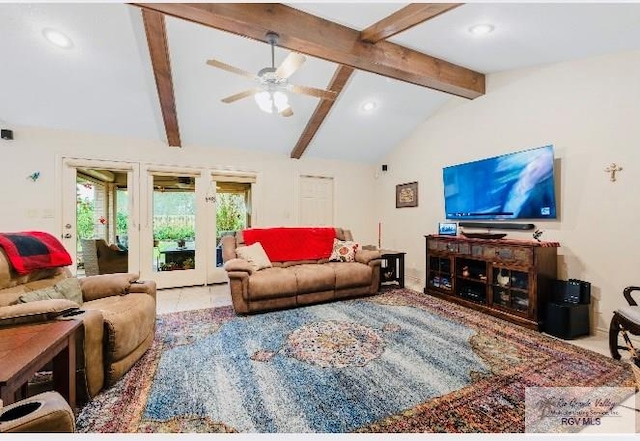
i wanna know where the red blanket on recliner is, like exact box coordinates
[242,227,336,262]
[0,231,72,275]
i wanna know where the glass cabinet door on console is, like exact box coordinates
[491,267,530,315]
[428,256,452,292]
[455,257,488,304]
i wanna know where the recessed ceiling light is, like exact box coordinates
[468,24,495,36]
[361,101,378,112]
[42,28,73,49]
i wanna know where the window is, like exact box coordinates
[216,181,251,242]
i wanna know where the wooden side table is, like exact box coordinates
[0,319,81,409]
[379,250,406,289]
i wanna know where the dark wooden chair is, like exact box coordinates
[609,286,640,360]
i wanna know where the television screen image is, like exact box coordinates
[438,222,457,235]
[443,145,557,220]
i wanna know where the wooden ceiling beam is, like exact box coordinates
[290,66,354,159]
[289,4,463,159]
[133,3,484,99]
[360,3,463,43]
[142,9,181,147]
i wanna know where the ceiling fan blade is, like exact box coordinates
[280,107,294,117]
[206,59,255,80]
[276,53,306,79]
[221,89,259,104]
[289,84,337,100]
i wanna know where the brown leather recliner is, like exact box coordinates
[0,251,156,402]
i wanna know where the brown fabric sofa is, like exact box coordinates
[0,251,156,402]
[222,228,381,314]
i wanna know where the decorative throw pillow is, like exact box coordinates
[18,286,63,303]
[329,239,359,262]
[53,277,84,306]
[18,278,84,305]
[0,299,79,327]
[235,242,272,271]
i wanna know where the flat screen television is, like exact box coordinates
[443,145,557,220]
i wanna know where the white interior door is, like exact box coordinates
[60,157,140,276]
[299,175,334,226]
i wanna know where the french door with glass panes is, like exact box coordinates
[60,158,140,277]
[209,170,257,283]
[140,167,208,289]
[63,161,257,289]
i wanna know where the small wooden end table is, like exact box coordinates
[379,250,406,289]
[0,319,81,408]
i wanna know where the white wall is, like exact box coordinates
[3,50,638,332]
[0,127,378,244]
[376,50,640,332]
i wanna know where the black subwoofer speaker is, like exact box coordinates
[553,279,591,304]
[545,302,590,339]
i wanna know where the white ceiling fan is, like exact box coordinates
[206,32,337,117]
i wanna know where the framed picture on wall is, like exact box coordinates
[396,181,418,208]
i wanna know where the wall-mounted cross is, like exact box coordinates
[604,163,623,182]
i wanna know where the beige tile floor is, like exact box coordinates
[156,283,232,315]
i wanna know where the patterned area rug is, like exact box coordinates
[76,288,633,433]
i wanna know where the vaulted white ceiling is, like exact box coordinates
[1,3,639,163]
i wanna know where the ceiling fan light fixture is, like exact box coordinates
[272,91,289,112]
[208,30,328,116]
[254,90,290,114]
[254,91,273,113]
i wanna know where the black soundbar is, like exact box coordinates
[458,222,535,230]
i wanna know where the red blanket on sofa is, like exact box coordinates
[0,231,72,275]
[242,227,336,262]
